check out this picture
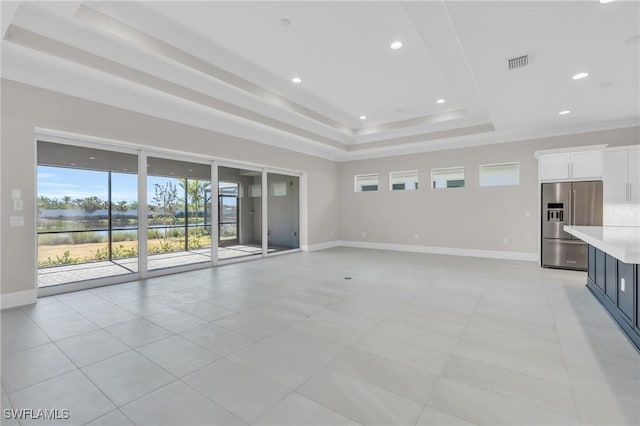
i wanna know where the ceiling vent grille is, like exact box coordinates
[507,55,528,69]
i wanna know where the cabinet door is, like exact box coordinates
[541,154,570,181]
[605,254,617,303]
[588,245,595,282]
[571,151,602,179]
[628,148,640,203]
[603,150,628,204]
[595,249,606,291]
[617,260,634,322]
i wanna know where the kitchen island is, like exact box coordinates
[564,225,640,349]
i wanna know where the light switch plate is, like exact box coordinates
[13,199,23,210]
[621,278,626,292]
[10,216,24,227]
[11,189,21,200]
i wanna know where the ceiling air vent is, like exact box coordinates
[507,55,528,69]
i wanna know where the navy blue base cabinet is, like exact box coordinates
[586,245,640,350]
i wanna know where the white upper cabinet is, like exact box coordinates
[540,153,570,181]
[604,150,629,203]
[604,147,640,203]
[570,151,603,179]
[539,150,603,182]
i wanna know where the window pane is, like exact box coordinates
[37,141,138,287]
[268,173,299,252]
[147,157,211,271]
[432,167,465,189]
[38,167,109,232]
[480,163,519,186]
[355,174,379,192]
[273,182,287,196]
[218,167,262,260]
[390,171,418,191]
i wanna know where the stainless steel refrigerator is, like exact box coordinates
[541,181,602,270]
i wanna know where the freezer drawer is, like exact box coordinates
[542,239,588,270]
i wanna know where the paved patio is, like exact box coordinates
[37,245,272,287]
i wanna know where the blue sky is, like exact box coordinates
[37,166,190,204]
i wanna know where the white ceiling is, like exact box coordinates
[1,1,638,161]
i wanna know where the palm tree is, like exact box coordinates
[179,179,210,223]
[114,200,129,217]
[62,196,73,209]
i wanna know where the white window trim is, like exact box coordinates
[389,170,419,191]
[354,173,380,192]
[479,161,520,187]
[431,166,466,190]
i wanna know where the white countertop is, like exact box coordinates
[564,226,640,264]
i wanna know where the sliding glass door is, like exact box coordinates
[37,140,302,290]
[217,166,263,260]
[146,157,212,271]
[267,172,300,252]
[37,142,138,287]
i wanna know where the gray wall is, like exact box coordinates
[2,78,638,298]
[1,80,339,295]
[338,126,640,255]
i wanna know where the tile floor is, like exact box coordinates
[2,247,639,425]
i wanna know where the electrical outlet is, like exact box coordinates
[413,234,419,240]
[621,278,626,292]
[13,199,23,210]
[502,237,509,244]
[524,211,531,218]
[330,231,333,237]
[361,232,366,238]
[10,216,24,227]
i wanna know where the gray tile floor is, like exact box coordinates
[2,247,639,425]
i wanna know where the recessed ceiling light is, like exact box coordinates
[89,156,96,160]
[170,172,174,175]
[390,41,403,50]
[122,168,128,171]
[558,110,572,115]
[188,169,193,172]
[69,163,76,166]
[572,72,589,80]
[436,98,446,104]
[291,77,302,84]
[359,115,367,120]
[599,0,615,4]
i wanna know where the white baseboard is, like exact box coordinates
[1,289,37,309]
[302,241,343,252]
[336,240,538,262]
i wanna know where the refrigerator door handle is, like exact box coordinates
[572,189,576,226]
